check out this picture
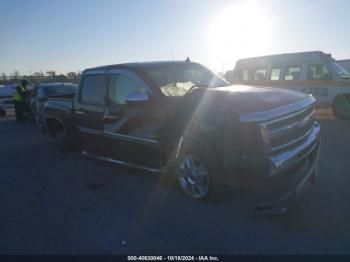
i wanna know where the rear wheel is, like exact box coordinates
[47,119,74,152]
[332,96,350,120]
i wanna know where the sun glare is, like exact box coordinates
[207,1,271,71]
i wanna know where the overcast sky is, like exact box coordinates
[0,0,349,75]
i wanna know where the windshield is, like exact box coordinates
[144,64,229,96]
[330,62,350,79]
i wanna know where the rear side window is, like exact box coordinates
[81,75,106,104]
[254,68,267,81]
[270,67,282,80]
[284,66,301,80]
[307,64,333,80]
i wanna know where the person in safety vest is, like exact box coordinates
[13,79,29,122]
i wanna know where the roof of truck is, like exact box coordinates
[83,60,201,73]
[235,51,334,68]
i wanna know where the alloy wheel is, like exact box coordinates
[176,153,210,199]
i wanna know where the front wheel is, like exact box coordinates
[332,96,350,120]
[174,142,223,202]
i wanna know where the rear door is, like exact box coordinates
[102,69,162,167]
[74,70,107,153]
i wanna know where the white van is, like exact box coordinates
[337,59,350,73]
[232,51,350,120]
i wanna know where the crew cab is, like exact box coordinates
[43,61,320,213]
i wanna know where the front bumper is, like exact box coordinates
[228,121,321,213]
[253,122,321,211]
[254,141,320,211]
[268,122,320,176]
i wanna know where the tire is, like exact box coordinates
[332,96,350,120]
[173,139,223,202]
[47,119,74,152]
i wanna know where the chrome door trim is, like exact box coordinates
[81,150,161,173]
[103,131,158,146]
[77,126,103,136]
[103,115,120,120]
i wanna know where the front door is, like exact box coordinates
[102,70,163,167]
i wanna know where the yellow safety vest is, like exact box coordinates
[13,85,25,102]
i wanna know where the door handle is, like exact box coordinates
[103,115,120,120]
[75,110,84,115]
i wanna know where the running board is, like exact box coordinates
[81,150,161,173]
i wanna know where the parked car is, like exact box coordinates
[31,83,77,131]
[0,83,35,119]
[42,61,320,213]
[0,99,14,117]
[231,51,350,120]
[0,84,17,98]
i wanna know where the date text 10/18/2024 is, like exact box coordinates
[127,256,220,261]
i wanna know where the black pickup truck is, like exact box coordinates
[42,61,320,212]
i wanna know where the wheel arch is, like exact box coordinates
[330,88,350,107]
[45,116,64,137]
[175,135,212,158]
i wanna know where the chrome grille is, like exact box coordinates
[261,105,316,153]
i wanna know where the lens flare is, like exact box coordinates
[207,1,272,70]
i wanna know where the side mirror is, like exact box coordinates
[126,93,149,105]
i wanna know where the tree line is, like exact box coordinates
[1,69,237,86]
[0,70,82,85]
